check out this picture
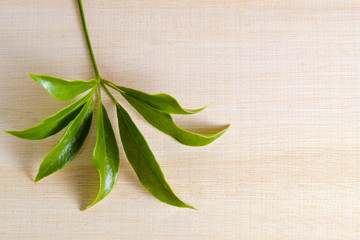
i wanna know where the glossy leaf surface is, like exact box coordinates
[6,0,230,211]
[87,102,120,209]
[35,98,94,182]
[6,91,93,140]
[116,102,194,209]
[119,92,229,146]
[29,74,97,101]
[114,85,206,114]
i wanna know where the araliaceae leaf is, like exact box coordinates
[116,102,194,209]
[114,85,207,114]
[86,100,120,209]
[6,0,229,210]
[35,97,94,182]
[29,74,97,101]
[5,91,93,140]
[114,88,229,146]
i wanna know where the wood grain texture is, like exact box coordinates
[1,0,360,239]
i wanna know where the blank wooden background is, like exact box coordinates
[1,0,360,239]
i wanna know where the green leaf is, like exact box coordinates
[5,90,94,140]
[114,84,207,114]
[119,92,229,146]
[116,102,194,209]
[29,74,97,101]
[35,97,94,182]
[86,102,120,209]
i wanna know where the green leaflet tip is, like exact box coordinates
[34,171,46,182]
[28,73,37,81]
[35,172,47,182]
[35,170,48,183]
[216,124,230,137]
[82,195,107,210]
[218,124,231,133]
[185,100,215,114]
[5,130,31,140]
[184,204,197,210]
[82,196,103,211]
[4,130,19,137]
[34,175,42,183]
[81,204,93,211]
[189,123,230,147]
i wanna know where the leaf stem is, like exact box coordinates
[78,0,101,80]
[97,84,102,103]
[102,79,125,94]
[102,83,118,104]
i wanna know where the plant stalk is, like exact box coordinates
[102,79,125,94]
[78,0,100,80]
[97,85,102,102]
[102,84,118,104]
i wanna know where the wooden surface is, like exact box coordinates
[1,0,360,239]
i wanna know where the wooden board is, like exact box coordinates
[1,0,360,239]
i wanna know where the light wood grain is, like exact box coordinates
[1,0,360,239]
